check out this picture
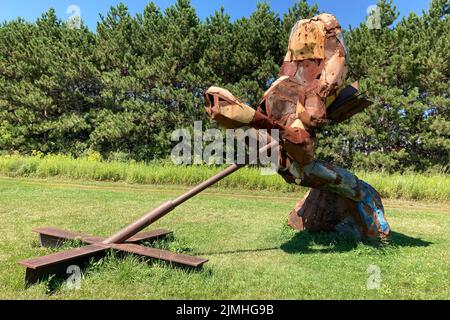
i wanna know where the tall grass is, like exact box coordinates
[0,154,448,201]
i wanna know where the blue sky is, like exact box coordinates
[0,0,431,31]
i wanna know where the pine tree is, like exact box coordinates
[0,0,447,171]
[317,0,449,172]
[0,9,98,155]
[224,2,281,106]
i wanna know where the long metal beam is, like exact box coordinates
[103,140,279,244]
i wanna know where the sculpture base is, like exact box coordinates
[18,227,208,287]
[288,188,390,241]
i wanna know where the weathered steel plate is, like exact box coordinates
[18,244,110,270]
[18,244,111,287]
[327,83,373,123]
[34,227,172,248]
[125,229,173,243]
[112,243,209,268]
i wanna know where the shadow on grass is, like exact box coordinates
[280,231,432,255]
[199,230,432,257]
[200,247,280,256]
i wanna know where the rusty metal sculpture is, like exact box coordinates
[204,13,391,241]
[19,13,390,287]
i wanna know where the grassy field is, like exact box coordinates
[0,154,449,201]
[0,176,449,299]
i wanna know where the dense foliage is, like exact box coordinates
[0,0,448,172]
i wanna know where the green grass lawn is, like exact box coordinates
[0,176,449,299]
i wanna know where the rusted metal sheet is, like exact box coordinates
[287,19,325,61]
[289,186,390,240]
[34,227,172,248]
[19,244,110,287]
[299,160,363,201]
[34,228,103,248]
[204,86,256,129]
[327,82,373,123]
[18,244,110,270]
[289,189,363,238]
[283,160,391,240]
[126,230,173,244]
[112,243,208,268]
[328,96,372,123]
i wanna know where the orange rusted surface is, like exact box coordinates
[204,13,390,241]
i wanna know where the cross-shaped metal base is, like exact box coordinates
[16,143,279,288]
[18,227,208,287]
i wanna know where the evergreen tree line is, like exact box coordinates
[0,0,448,172]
